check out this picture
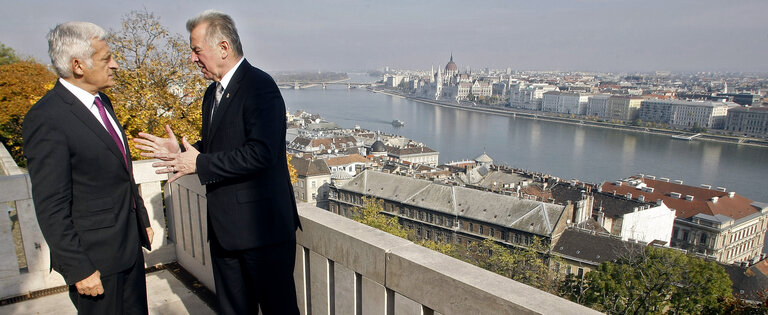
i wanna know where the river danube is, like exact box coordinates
[281,78,768,202]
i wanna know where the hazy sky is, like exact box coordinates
[2,0,767,73]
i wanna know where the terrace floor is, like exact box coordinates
[0,266,214,315]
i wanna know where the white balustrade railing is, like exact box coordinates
[1,142,598,313]
[0,155,175,299]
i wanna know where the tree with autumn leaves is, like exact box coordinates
[0,58,57,165]
[108,10,206,160]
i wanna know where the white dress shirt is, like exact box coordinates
[59,78,124,143]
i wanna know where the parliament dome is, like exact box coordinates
[445,54,457,72]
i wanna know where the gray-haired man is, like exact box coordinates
[23,21,153,314]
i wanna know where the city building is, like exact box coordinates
[552,228,646,277]
[601,175,768,264]
[323,153,373,177]
[291,157,331,207]
[385,145,439,167]
[541,91,588,115]
[724,106,768,138]
[639,99,732,129]
[716,93,762,107]
[586,94,611,118]
[509,83,558,110]
[329,170,574,249]
[607,95,644,121]
[287,135,363,156]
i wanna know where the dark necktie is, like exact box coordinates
[94,97,128,167]
[211,82,224,123]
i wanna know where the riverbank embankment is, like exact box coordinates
[371,89,768,148]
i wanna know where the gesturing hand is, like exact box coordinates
[134,124,180,161]
[75,270,104,297]
[152,136,199,183]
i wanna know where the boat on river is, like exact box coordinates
[392,119,405,127]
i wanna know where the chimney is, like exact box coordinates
[711,196,719,203]
[638,195,645,202]
[728,191,736,198]
[646,175,656,180]
[674,179,684,185]
[685,195,694,201]
[717,187,727,192]
[670,192,682,199]
[615,181,623,186]
[700,184,712,190]
[625,193,632,199]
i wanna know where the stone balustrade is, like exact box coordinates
[0,143,597,314]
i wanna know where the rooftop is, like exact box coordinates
[601,176,762,220]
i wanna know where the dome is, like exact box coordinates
[475,152,493,164]
[445,54,457,72]
[371,140,386,153]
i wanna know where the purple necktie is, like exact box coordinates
[94,97,128,167]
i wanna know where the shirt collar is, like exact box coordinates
[59,78,99,108]
[219,57,245,90]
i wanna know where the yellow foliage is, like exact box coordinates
[286,153,298,184]
[107,10,207,160]
[0,60,57,164]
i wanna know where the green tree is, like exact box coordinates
[351,197,409,238]
[459,237,562,293]
[563,246,732,314]
[0,43,20,65]
[108,10,207,160]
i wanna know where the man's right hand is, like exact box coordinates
[134,124,180,161]
[75,270,104,297]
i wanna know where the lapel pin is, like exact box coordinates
[226,93,230,98]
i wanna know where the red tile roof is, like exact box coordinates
[601,177,758,220]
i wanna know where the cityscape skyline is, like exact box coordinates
[1,0,767,73]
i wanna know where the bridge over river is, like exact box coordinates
[276,78,382,90]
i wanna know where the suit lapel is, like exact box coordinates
[55,83,129,173]
[208,60,248,140]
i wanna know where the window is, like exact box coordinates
[469,222,474,232]
[426,230,432,239]
[490,228,495,238]
[578,268,584,278]
[683,231,689,242]
[312,193,316,200]
[479,226,484,235]
[311,181,316,188]
[700,233,708,245]
[514,234,519,243]
[300,180,304,188]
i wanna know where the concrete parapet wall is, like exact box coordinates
[0,158,176,299]
[294,202,599,315]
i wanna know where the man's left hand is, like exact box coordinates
[152,137,199,183]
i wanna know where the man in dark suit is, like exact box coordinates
[23,22,153,314]
[134,10,300,314]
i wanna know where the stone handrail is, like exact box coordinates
[0,155,175,299]
[169,174,597,314]
[1,139,598,313]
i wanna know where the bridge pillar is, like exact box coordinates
[294,81,300,90]
[322,83,327,89]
